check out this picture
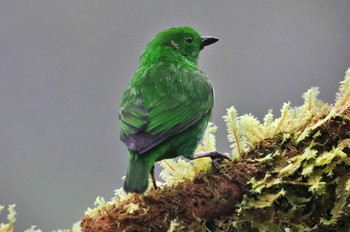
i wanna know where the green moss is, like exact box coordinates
[228,69,350,231]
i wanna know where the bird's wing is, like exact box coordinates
[119,66,213,154]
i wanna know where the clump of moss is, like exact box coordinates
[0,204,16,232]
[227,69,350,232]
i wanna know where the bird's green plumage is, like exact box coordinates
[119,27,217,193]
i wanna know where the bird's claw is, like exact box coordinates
[193,151,230,169]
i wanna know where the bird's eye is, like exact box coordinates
[185,36,193,43]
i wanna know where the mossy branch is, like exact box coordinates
[79,69,350,232]
[82,160,262,231]
[2,71,347,232]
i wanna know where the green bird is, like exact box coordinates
[119,26,224,193]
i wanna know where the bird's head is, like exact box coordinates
[140,27,218,65]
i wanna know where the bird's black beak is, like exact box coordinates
[201,36,219,49]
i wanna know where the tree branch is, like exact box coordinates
[81,159,263,231]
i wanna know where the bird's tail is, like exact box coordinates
[124,151,151,194]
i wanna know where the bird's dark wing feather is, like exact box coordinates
[119,65,213,154]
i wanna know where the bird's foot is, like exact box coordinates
[150,165,158,190]
[193,151,230,169]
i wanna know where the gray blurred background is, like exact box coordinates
[0,1,349,231]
